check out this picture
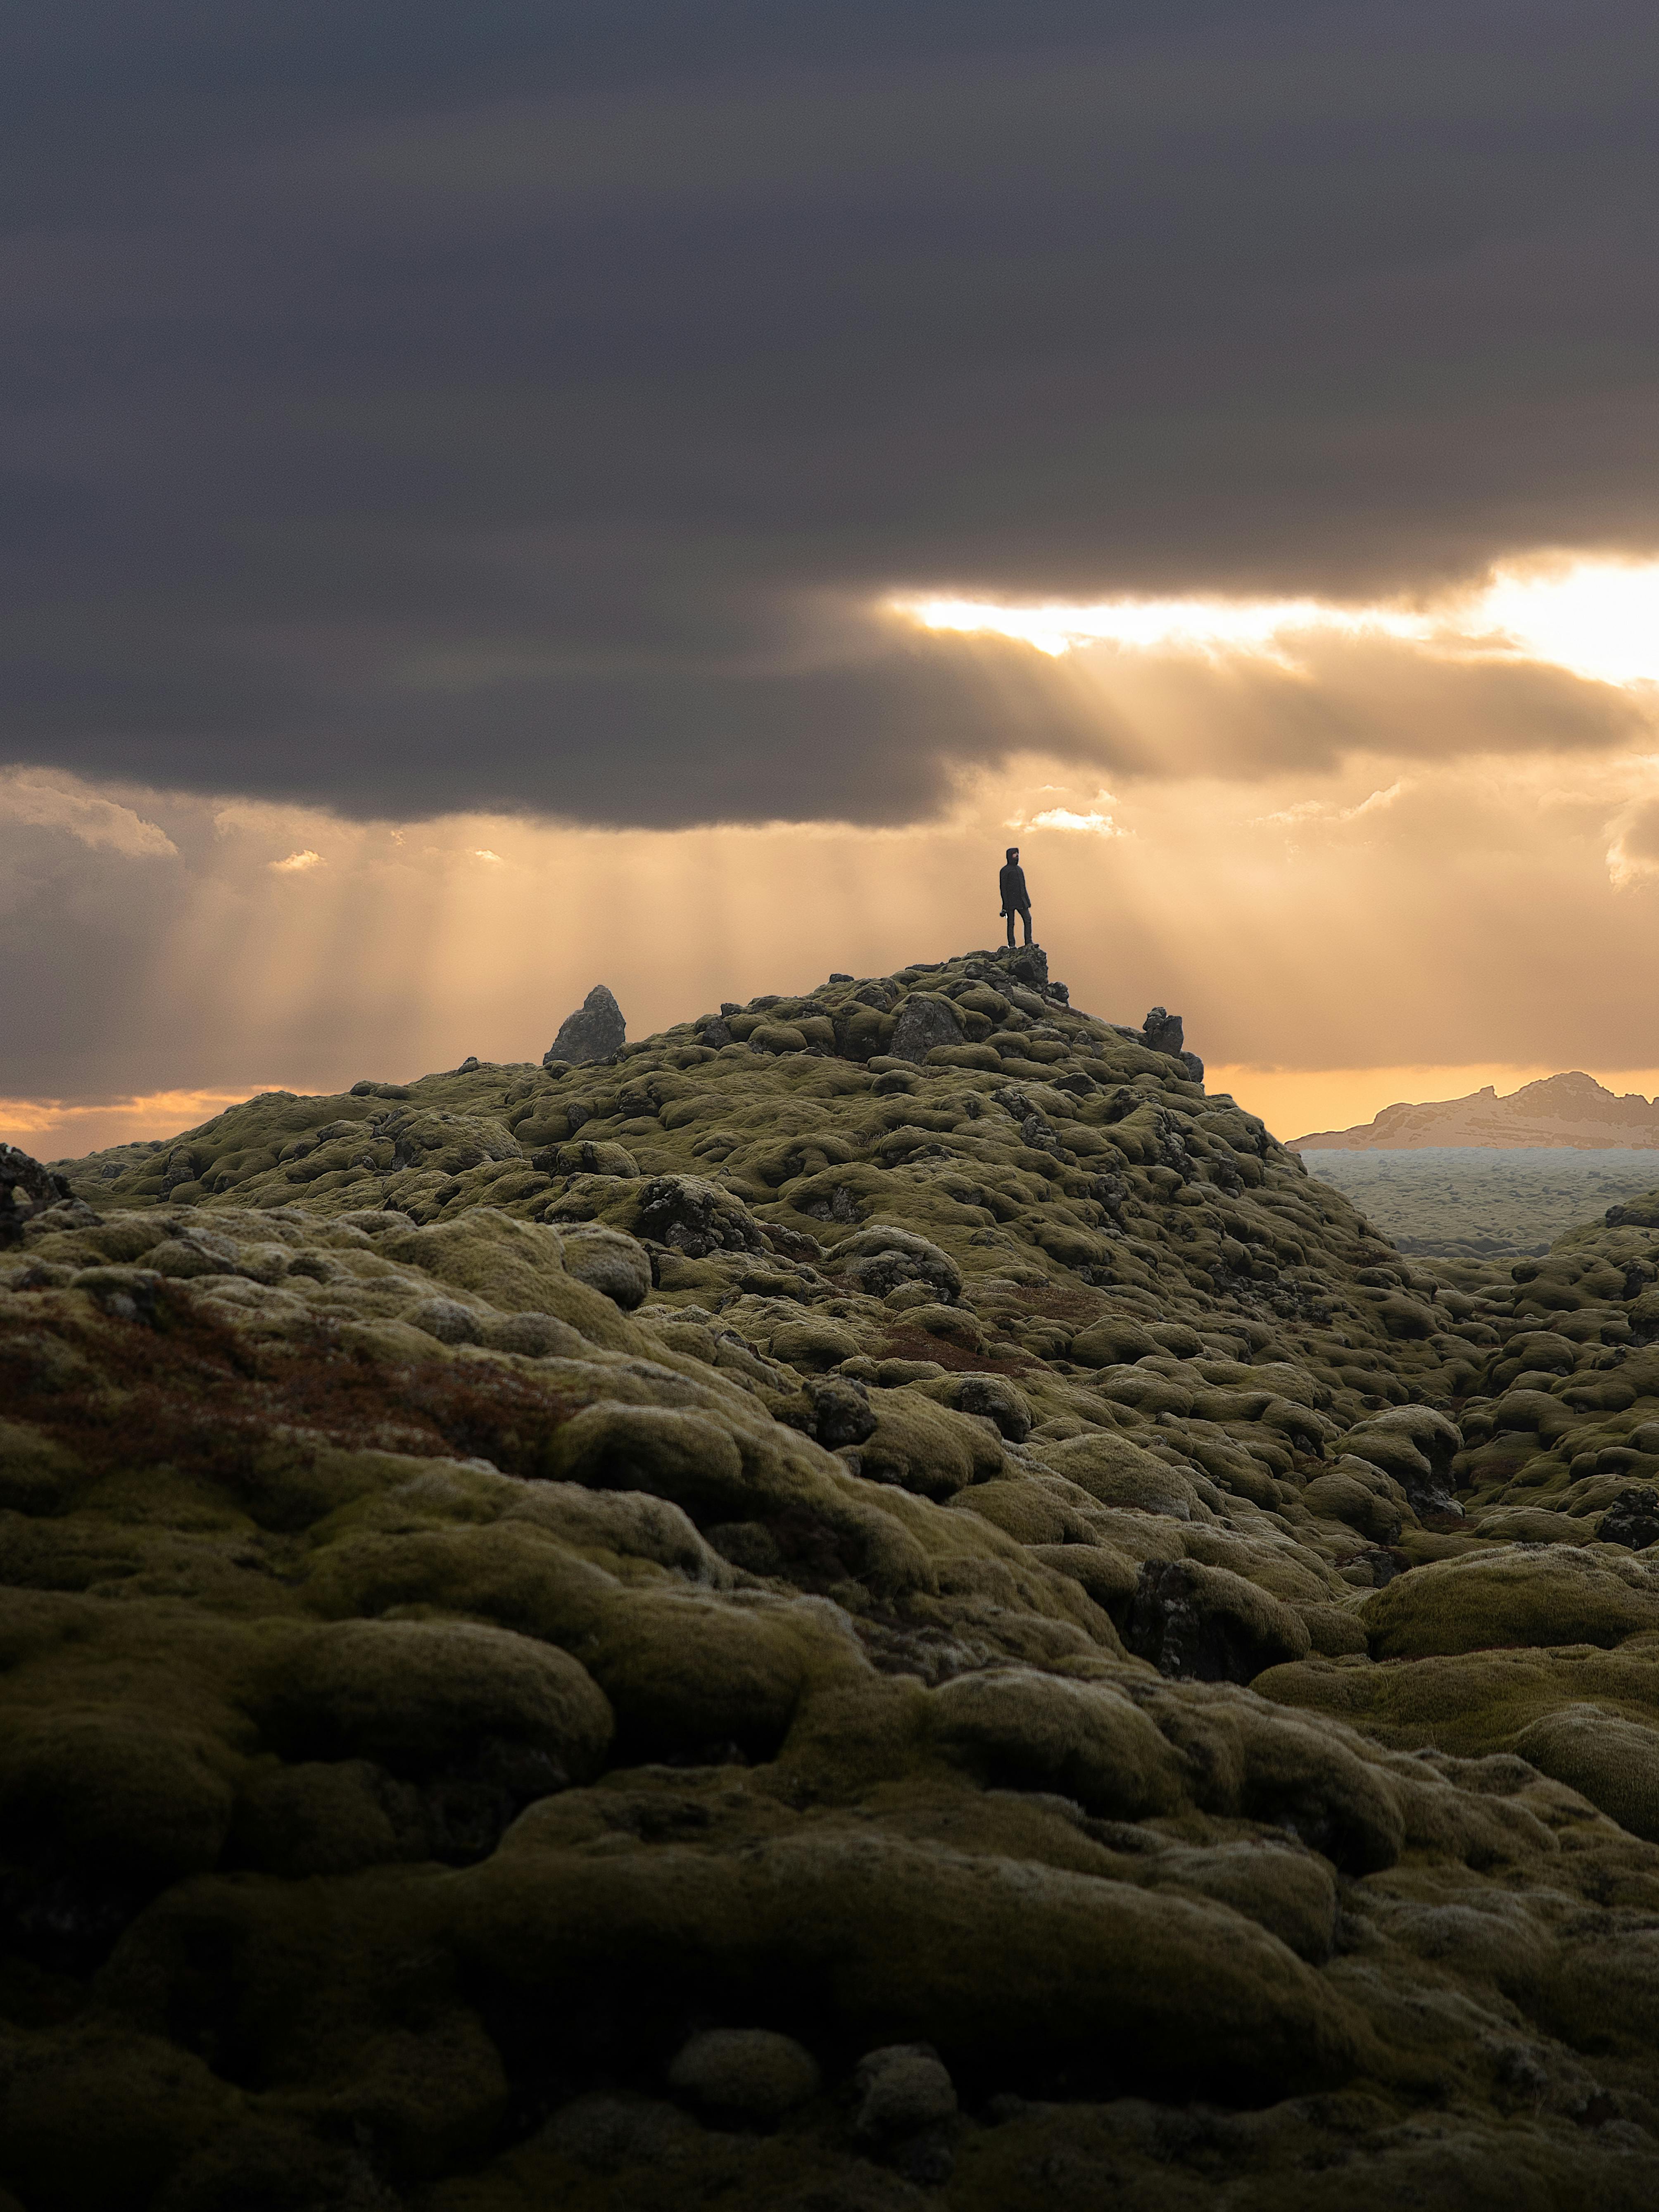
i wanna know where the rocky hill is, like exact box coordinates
[1292,1069,1659,1150]
[4,945,1659,2209]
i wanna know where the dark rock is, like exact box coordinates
[1598,1487,1659,1551]
[636,1174,768,1257]
[1345,1408,1462,1518]
[996,945,1049,991]
[852,2046,957,2180]
[547,985,626,1067]
[668,2027,821,2123]
[889,995,965,1064]
[0,1860,153,1976]
[1179,1050,1205,1085]
[801,1184,863,1226]
[950,1375,1032,1442]
[800,1375,878,1450]
[1353,1547,1406,1587]
[852,2045,956,2135]
[764,1221,827,1264]
[1124,1559,1298,1682]
[1143,1007,1185,1058]
[831,1226,961,1302]
[159,1146,202,1197]
[701,1019,734,1047]
[0,1146,75,1242]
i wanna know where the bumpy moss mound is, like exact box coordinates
[5,946,1659,2207]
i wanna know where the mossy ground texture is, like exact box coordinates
[6,946,1659,2209]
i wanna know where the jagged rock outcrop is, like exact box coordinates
[0,1143,71,1243]
[546,982,626,1067]
[6,949,1659,2207]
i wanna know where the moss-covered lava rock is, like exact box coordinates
[5,946,1659,2207]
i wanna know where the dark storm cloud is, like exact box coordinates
[3,0,1657,823]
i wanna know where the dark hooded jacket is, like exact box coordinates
[999,859,1030,914]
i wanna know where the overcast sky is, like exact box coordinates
[5,1,1659,1143]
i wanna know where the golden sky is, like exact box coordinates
[9,555,1659,1160]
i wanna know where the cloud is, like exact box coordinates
[0,772,176,856]
[903,558,1659,684]
[1026,808,1125,835]
[0,1088,266,1158]
[1257,780,1410,830]
[269,848,324,872]
[1605,798,1659,888]
[2,3,1658,825]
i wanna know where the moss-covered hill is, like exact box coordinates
[5,944,1659,2210]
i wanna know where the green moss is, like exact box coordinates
[18,948,1659,2200]
[1364,1550,1659,1659]
[928,1668,1185,1818]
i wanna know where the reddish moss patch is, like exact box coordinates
[878,1325,1033,1375]
[0,1294,578,1490]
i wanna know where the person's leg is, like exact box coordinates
[1021,907,1033,946]
[1005,909,1016,947]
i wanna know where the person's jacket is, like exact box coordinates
[999,861,1029,913]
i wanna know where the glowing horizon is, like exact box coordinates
[894,555,1659,686]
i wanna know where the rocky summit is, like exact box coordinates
[5,944,1659,2210]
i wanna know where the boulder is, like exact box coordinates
[557,1224,652,1309]
[1143,1007,1185,1058]
[948,1373,1033,1441]
[851,2043,957,2140]
[635,1174,768,1257]
[830,1224,961,1301]
[996,945,1049,991]
[0,1145,75,1245]
[1597,1485,1659,1551]
[1125,1559,1313,1682]
[889,993,965,1064]
[668,2029,820,2122]
[547,985,625,1067]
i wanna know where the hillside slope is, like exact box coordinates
[4,945,1659,2210]
[1293,1069,1659,1150]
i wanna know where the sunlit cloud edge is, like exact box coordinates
[891,554,1659,688]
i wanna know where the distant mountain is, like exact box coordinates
[1291,1069,1659,1150]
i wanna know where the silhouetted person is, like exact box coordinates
[1000,846,1033,947]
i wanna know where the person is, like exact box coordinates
[999,846,1033,947]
